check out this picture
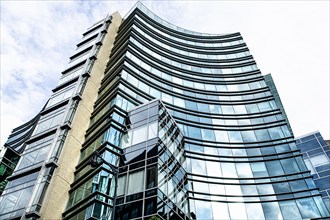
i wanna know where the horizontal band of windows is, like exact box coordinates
[40,99,69,116]
[94,75,122,109]
[121,11,239,49]
[125,55,263,85]
[185,138,295,150]
[6,166,41,184]
[163,102,280,121]
[74,146,123,185]
[8,113,40,135]
[87,105,126,135]
[189,188,318,199]
[107,40,260,82]
[98,65,122,95]
[92,78,123,114]
[69,46,93,61]
[81,120,124,151]
[185,148,300,160]
[63,198,112,220]
[25,129,57,146]
[131,21,247,57]
[61,60,87,76]
[184,134,294,146]
[127,45,260,80]
[185,138,295,151]
[116,22,244,61]
[132,16,243,46]
[129,20,246,55]
[186,151,302,164]
[188,193,321,204]
[129,41,256,71]
[186,150,300,163]
[115,26,243,69]
[82,22,103,38]
[5,121,37,146]
[175,116,287,131]
[174,114,286,129]
[103,45,128,78]
[188,192,321,204]
[53,75,80,93]
[123,63,271,101]
[167,105,281,122]
[63,190,113,219]
[134,10,241,43]
[91,83,141,119]
[131,30,251,65]
[188,171,311,184]
[11,163,43,179]
[120,77,274,106]
[125,51,265,89]
[77,33,99,48]
[77,141,123,170]
[134,18,245,52]
[84,115,125,141]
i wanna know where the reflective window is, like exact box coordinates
[262,202,283,219]
[279,200,301,219]
[212,202,230,219]
[228,203,247,219]
[245,203,265,219]
[127,169,144,195]
[310,154,328,166]
[195,200,213,219]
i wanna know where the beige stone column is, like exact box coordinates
[39,12,122,219]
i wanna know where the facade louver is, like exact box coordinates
[1,2,329,219]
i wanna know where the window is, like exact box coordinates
[127,170,144,195]
[33,107,65,135]
[46,85,75,108]
[310,154,328,166]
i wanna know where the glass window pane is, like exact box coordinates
[148,121,158,139]
[212,202,230,219]
[245,203,265,219]
[262,202,283,219]
[117,175,126,196]
[228,203,247,219]
[279,200,301,219]
[132,125,147,145]
[297,198,320,218]
[127,170,144,195]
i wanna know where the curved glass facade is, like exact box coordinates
[63,3,329,220]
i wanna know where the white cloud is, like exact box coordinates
[1,1,329,147]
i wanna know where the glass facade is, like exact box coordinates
[1,2,329,219]
[295,131,330,212]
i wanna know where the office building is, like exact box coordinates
[295,131,330,212]
[1,2,329,219]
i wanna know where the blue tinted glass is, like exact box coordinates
[262,202,283,219]
[266,160,284,176]
[279,200,301,219]
[281,158,300,174]
[185,100,197,110]
[315,163,330,172]
[315,177,330,189]
[255,129,271,141]
[188,126,202,139]
[297,139,320,151]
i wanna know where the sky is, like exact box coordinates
[1,1,329,147]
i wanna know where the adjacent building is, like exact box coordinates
[295,131,330,212]
[1,2,329,219]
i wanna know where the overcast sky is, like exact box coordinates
[1,1,329,147]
